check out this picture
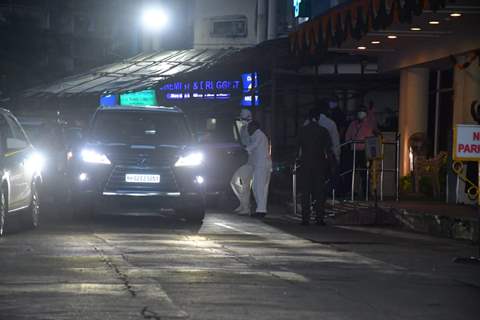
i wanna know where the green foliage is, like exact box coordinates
[400,175,413,193]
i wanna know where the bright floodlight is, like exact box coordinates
[141,7,168,31]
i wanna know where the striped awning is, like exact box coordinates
[289,0,447,54]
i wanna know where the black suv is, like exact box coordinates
[0,108,43,236]
[70,106,205,222]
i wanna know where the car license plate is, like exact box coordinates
[125,174,160,184]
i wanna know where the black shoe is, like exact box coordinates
[251,212,266,218]
[300,220,309,226]
[315,219,326,226]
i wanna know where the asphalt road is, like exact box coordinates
[0,208,479,320]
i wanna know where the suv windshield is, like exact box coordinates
[90,111,192,145]
[193,116,239,144]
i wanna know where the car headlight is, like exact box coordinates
[175,152,204,167]
[24,152,46,173]
[81,149,111,165]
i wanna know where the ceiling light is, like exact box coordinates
[371,41,380,44]
[357,46,367,50]
[450,12,462,17]
[429,20,440,25]
[410,27,422,31]
[387,35,397,39]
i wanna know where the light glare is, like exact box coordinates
[142,7,168,31]
[81,149,111,165]
[175,153,204,167]
[25,152,45,173]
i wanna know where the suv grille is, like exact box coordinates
[103,166,178,193]
[108,153,173,167]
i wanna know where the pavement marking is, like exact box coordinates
[0,283,127,295]
[270,271,309,283]
[213,222,253,235]
[125,268,310,283]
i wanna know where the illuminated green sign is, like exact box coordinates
[119,89,157,106]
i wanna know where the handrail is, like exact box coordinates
[291,133,400,210]
[335,134,400,202]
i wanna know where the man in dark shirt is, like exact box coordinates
[297,108,334,225]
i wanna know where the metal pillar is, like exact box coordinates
[366,161,369,202]
[380,143,385,201]
[396,135,400,202]
[351,144,356,202]
[434,70,441,156]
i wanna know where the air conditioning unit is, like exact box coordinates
[209,15,247,38]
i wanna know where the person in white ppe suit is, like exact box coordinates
[246,120,272,217]
[230,109,254,214]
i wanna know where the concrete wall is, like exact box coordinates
[453,55,480,125]
[193,0,260,49]
[193,0,293,49]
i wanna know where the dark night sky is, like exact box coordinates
[0,0,193,99]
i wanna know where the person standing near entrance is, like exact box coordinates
[318,100,341,200]
[344,103,378,198]
[246,120,272,217]
[297,108,334,225]
[318,101,340,164]
[230,109,254,214]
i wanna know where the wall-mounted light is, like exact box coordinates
[387,35,397,39]
[450,12,462,17]
[371,41,381,44]
[410,27,422,31]
[357,46,367,50]
[429,21,440,25]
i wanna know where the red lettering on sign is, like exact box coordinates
[474,132,480,141]
[458,144,480,154]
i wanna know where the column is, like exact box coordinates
[257,0,268,44]
[398,68,429,177]
[453,55,480,125]
[267,0,278,40]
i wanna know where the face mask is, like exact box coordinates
[357,112,367,120]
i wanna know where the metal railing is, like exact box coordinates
[292,134,400,216]
[337,135,400,203]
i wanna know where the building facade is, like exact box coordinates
[290,0,480,202]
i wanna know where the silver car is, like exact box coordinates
[0,108,43,236]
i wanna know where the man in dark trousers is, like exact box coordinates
[297,108,334,225]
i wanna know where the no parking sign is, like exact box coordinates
[453,124,480,160]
